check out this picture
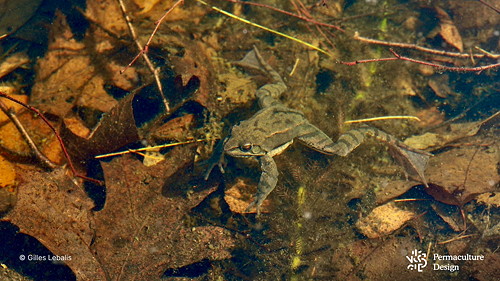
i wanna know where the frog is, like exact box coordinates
[205,47,431,215]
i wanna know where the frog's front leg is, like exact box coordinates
[245,154,279,216]
[204,138,228,180]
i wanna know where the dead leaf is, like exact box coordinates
[0,155,15,187]
[0,155,16,214]
[151,114,195,142]
[2,146,234,280]
[404,121,483,150]
[84,0,128,37]
[375,179,420,204]
[0,0,42,36]
[94,150,234,280]
[61,91,140,163]
[388,144,430,187]
[434,6,463,52]
[31,7,138,118]
[0,53,29,79]
[428,74,453,98]
[431,203,464,232]
[356,202,415,239]
[1,168,102,280]
[415,107,445,128]
[0,96,61,160]
[425,144,499,206]
[476,192,500,208]
[224,178,270,214]
[132,0,207,22]
[169,41,216,109]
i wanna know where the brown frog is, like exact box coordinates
[205,47,431,215]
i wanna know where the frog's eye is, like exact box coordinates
[240,143,252,151]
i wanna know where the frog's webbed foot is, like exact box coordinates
[387,142,431,187]
[204,138,228,180]
[358,126,432,186]
[245,154,279,216]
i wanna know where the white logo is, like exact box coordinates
[406,249,427,272]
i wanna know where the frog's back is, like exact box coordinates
[236,105,308,150]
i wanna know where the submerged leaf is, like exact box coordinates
[356,202,415,239]
[1,168,103,280]
[425,144,499,206]
[61,92,140,163]
[2,146,234,280]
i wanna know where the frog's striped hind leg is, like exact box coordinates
[245,154,279,216]
[235,47,287,108]
[297,125,431,186]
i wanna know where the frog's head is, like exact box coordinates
[224,125,266,157]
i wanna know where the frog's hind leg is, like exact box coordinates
[245,154,279,216]
[235,47,287,108]
[297,125,431,186]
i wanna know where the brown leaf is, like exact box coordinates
[356,202,415,239]
[0,53,29,79]
[0,0,42,36]
[132,0,207,22]
[428,74,453,98]
[151,114,195,142]
[61,91,140,163]
[2,168,104,280]
[84,0,128,37]
[95,151,234,280]
[2,146,234,280]
[425,144,499,206]
[434,6,463,52]
[31,7,137,118]
[375,179,420,204]
[169,41,216,109]
[224,178,271,214]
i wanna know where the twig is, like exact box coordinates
[196,0,331,56]
[341,49,500,72]
[393,198,431,202]
[292,0,337,50]
[117,0,179,113]
[94,139,206,159]
[339,57,398,66]
[0,100,57,169]
[389,49,500,73]
[437,234,476,245]
[0,91,103,185]
[354,32,500,59]
[477,0,500,14]
[224,0,344,32]
[344,115,421,124]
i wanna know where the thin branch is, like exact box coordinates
[0,91,103,185]
[344,115,421,124]
[339,57,398,66]
[354,32,500,59]
[197,0,331,56]
[0,100,57,169]
[389,49,500,73]
[224,0,344,32]
[117,0,178,113]
[340,49,500,72]
[477,0,500,14]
